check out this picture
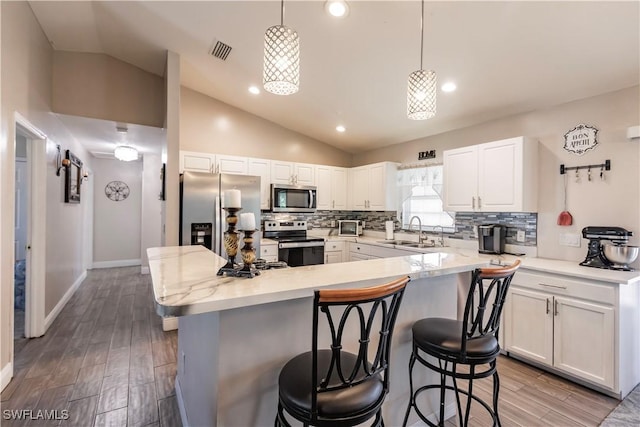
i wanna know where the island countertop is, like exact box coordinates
[147,245,488,317]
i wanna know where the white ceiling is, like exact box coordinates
[29,1,640,156]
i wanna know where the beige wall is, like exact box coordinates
[53,51,165,128]
[355,86,640,262]
[1,3,93,372]
[180,87,353,167]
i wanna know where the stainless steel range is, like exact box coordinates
[263,220,325,267]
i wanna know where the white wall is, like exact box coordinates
[1,1,93,373]
[355,86,640,262]
[92,158,142,267]
[141,153,163,272]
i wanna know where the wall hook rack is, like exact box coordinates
[560,159,610,175]
[55,144,70,176]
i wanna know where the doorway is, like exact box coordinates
[13,135,28,353]
[13,115,47,345]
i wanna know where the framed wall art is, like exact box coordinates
[64,150,83,203]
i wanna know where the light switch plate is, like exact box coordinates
[516,230,525,242]
[559,233,581,247]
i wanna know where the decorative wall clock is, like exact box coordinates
[105,180,130,201]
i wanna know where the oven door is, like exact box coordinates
[278,241,325,266]
[271,184,317,213]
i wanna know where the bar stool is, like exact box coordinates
[402,260,521,427]
[275,276,410,427]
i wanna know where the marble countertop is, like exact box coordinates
[147,245,488,317]
[310,231,640,286]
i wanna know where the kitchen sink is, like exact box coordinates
[376,240,417,245]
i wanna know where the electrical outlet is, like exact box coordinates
[559,233,581,247]
[330,220,336,228]
[516,230,525,242]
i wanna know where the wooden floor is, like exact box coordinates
[2,266,619,426]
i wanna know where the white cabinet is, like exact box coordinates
[179,151,248,175]
[317,166,348,211]
[324,241,345,264]
[349,162,398,211]
[180,150,217,173]
[347,242,414,262]
[271,161,315,185]
[504,270,616,392]
[248,158,271,210]
[260,241,278,263]
[443,136,538,212]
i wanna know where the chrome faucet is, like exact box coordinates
[408,216,424,242]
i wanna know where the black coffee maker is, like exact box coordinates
[478,224,506,254]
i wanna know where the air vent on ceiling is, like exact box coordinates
[210,40,232,61]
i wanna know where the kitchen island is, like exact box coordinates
[147,245,489,427]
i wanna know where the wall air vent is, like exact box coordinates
[210,40,232,61]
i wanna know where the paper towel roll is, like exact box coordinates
[385,221,394,240]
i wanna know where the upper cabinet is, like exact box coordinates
[271,161,316,186]
[247,158,271,210]
[179,151,248,175]
[443,136,538,212]
[349,162,398,211]
[317,166,348,211]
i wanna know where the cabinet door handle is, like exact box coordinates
[539,283,567,290]
[332,200,335,209]
[554,299,559,316]
[546,298,550,314]
[472,197,476,209]
[478,196,482,208]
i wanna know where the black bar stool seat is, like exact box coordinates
[275,276,410,427]
[403,260,521,427]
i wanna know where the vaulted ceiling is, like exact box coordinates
[29,1,640,155]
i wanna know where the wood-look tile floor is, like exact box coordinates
[1,267,181,427]
[1,266,620,426]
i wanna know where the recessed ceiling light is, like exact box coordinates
[441,82,457,92]
[325,1,349,18]
[336,125,346,133]
[248,86,260,95]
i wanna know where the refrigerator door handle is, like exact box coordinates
[214,194,222,255]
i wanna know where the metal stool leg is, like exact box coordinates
[493,366,501,427]
[402,347,418,427]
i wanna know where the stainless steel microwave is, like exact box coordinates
[271,184,317,212]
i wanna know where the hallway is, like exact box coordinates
[1,267,181,426]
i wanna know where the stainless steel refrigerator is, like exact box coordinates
[180,171,261,258]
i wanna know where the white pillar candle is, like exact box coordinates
[240,213,256,231]
[224,189,242,208]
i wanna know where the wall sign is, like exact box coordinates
[564,124,598,156]
[418,150,436,160]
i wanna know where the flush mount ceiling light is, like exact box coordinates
[336,125,346,132]
[441,81,457,92]
[114,145,139,162]
[407,0,436,120]
[263,0,300,95]
[325,0,349,18]
[248,85,261,95]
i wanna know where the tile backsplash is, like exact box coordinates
[261,211,537,246]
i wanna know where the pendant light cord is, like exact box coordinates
[420,0,424,69]
[281,0,285,26]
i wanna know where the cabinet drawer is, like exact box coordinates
[514,270,615,305]
[325,241,345,252]
[260,244,278,258]
[349,242,371,256]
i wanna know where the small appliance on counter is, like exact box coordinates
[478,224,506,254]
[580,226,638,271]
[338,220,363,237]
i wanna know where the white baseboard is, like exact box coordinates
[140,266,150,275]
[175,378,190,427]
[44,270,87,332]
[162,316,178,331]
[92,259,141,269]
[1,362,13,392]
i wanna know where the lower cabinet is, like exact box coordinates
[260,242,278,263]
[347,242,415,262]
[504,270,617,392]
[324,241,345,264]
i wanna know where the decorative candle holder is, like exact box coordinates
[217,207,241,276]
[238,229,260,278]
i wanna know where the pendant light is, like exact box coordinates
[263,0,300,95]
[407,0,436,120]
